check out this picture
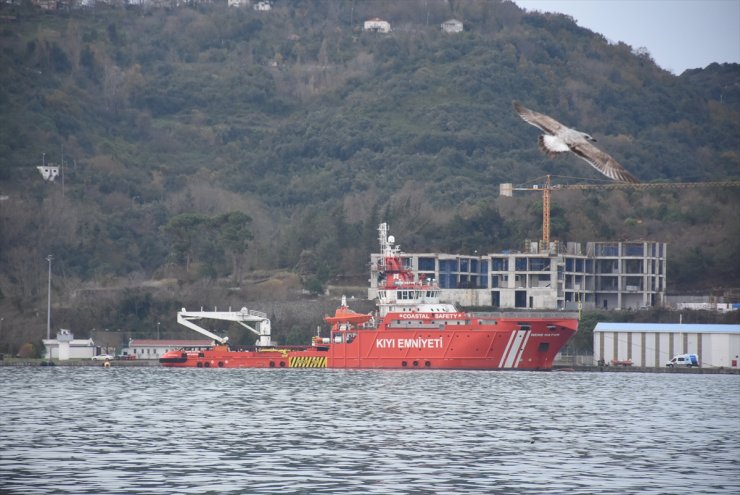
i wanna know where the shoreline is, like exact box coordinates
[553,365,740,374]
[0,359,159,367]
[1,359,738,373]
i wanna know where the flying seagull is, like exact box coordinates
[513,101,639,183]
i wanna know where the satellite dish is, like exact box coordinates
[388,235,395,244]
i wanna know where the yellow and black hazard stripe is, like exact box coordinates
[289,356,327,368]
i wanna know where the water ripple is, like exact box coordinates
[1,367,738,494]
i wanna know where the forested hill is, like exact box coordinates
[0,0,738,324]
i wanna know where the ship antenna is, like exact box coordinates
[378,223,389,255]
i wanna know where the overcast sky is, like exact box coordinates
[513,0,740,74]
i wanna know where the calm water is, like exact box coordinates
[0,367,738,494]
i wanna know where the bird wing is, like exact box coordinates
[570,141,639,183]
[512,101,567,135]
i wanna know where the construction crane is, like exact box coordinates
[500,175,740,246]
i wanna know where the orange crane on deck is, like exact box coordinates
[500,175,740,246]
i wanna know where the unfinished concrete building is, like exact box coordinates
[369,240,666,311]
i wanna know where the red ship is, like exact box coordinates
[160,224,578,369]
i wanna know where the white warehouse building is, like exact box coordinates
[593,323,740,368]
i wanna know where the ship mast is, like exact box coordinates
[377,223,414,287]
[374,223,445,317]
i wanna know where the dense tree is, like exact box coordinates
[0,0,737,349]
[213,211,253,282]
[164,213,209,273]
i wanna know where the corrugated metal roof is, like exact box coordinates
[594,323,740,334]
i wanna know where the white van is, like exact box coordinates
[666,354,700,367]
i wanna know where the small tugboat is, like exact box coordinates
[160,224,578,369]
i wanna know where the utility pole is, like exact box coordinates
[46,255,53,340]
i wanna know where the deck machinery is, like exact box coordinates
[177,307,272,346]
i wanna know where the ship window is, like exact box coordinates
[538,342,550,352]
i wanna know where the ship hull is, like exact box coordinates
[160,318,577,370]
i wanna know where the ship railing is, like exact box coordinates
[388,281,439,290]
[469,311,579,319]
[229,344,313,352]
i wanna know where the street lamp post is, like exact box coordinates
[157,321,160,340]
[46,255,53,340]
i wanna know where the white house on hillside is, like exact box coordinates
[37,165,59,181]
[441,19,463,33]
[364,18,391,33]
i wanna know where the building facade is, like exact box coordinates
[37,165,59,181]
[441,19,463,33]
[123,339,213,360]
[593,323,740,368]
[363,18,391,33]
[42,329,96,360]
[369,241,666,311]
